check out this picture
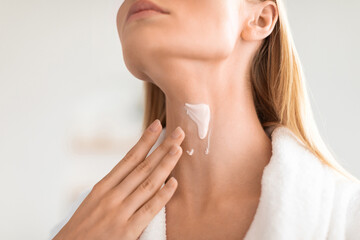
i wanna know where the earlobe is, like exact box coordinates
[241,1,278,41]
[240,17,256,41]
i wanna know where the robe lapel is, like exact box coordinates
[139,125,342,240]
[244,126,336,239]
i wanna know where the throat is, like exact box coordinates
[165,194,261,240]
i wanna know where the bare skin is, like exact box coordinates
[53,120,186,240]
[52,0,279,238]
[116,0,279,238]
[165,180,263,240]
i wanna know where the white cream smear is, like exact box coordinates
[186,149,194,155]
[184,103,211,155]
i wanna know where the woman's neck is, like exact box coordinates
[146,42,272,214]
[164,83,272,214]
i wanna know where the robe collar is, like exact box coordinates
[139,125,342,240]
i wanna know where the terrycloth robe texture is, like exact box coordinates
[50,125,360,239]
[138,125,360,240]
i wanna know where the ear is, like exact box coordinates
[241,1,279,41]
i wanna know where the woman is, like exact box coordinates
[51,0,360,239]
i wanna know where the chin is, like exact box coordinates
[121,37,170,83]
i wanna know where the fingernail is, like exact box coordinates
[149,119,161,132]
[171,127,182,139]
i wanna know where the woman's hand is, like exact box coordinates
[53,119,184,240]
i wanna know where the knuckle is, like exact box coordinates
[99,193,117,209]
[113,208,127,225]
[123,149,138,163]
[114,205,127,222]
[99,174,111,186]
[140,178,156,193]
[158,142,170,154]
[157,189,169,201]
[91,181,104,196]
[141,201,156,215]
[136,159,152,174]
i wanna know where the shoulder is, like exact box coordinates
[346,182,360,238]
[270,125,360,237]
[335,173,360,238]
[320,159,360,238]
[346,186,360,238]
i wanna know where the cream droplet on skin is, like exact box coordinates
[186,149,194,156]
[205,128,211,155]
[184,103,211,155]
[184,103,210,139]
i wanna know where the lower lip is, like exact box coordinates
[126,10,166,23]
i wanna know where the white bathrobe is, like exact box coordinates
[139,125,360,240]
[50,125,360,240]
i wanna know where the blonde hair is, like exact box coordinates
[141,0,360,183]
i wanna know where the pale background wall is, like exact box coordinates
[0,0,359,239]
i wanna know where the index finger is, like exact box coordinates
[96,119,163,192]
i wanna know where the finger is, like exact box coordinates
[121,144,182,218]
[112,126,184,202]
[127,177,178,236]
[94,119,163,194]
